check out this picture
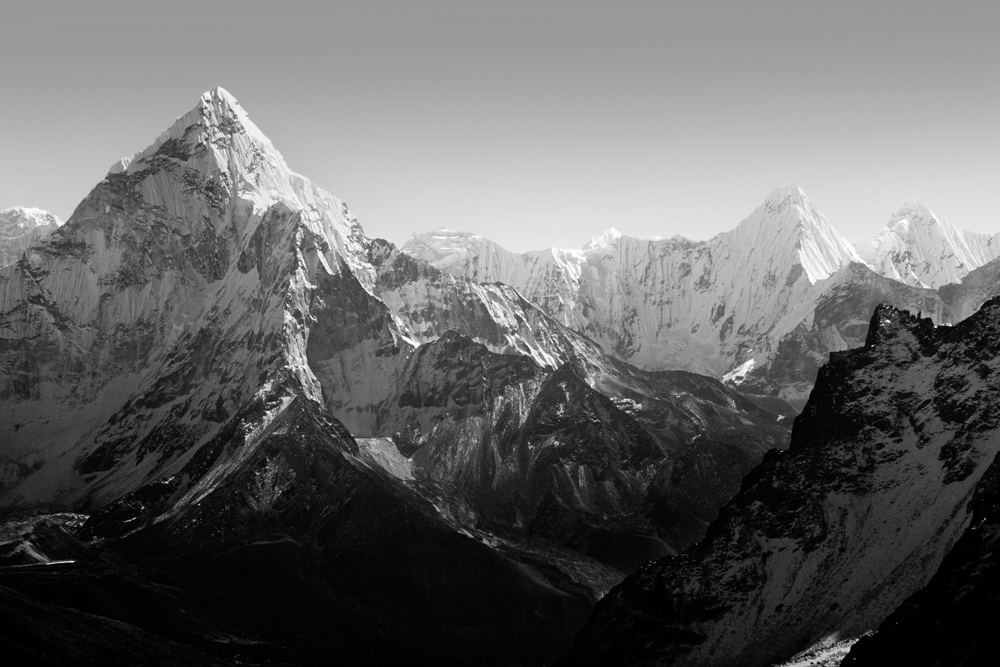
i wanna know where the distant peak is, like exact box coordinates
[583,227,622,250]
[0,207,63,228]
[889,199,936,223]
[204,85,239,106]
[765,184,810,206]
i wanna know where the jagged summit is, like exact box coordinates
[731,184,861,284]
[858,199,1000,288]
[109,87,274,175]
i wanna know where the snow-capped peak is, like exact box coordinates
[0,206,63,230]
[582,227,622,251]
[889,199,934,225]
[858,200,1000,288]
[764,183,810,207]
[108,86,284,177]
[0,207,64,266]
[732,185,862,284]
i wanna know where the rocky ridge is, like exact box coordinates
[563,298,1000,666]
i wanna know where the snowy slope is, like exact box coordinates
[857,200,1000,288]
[0,207,62,267]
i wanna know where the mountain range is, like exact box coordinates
[2,87,1000,666]
[403,190,1000,408]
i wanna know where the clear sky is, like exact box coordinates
[1,1,998,252]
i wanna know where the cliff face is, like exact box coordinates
[563,297,1000,667]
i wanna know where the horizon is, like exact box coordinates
[2,1,997,252]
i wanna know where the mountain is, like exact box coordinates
[404,187,863,377]
[0,87,799,664]
[0,86,614,506]
[1,86,392,507]
[857,200,1000,289]
[562,298,1000,666]
[377,333,789,561]
[404,187,965,407]
[0,206,62,267]
[0,86,626,665]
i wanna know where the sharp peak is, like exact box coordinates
[764,184,811,205]
[201,85,239,106]
[108,85,277,175]
[194,86,250,122]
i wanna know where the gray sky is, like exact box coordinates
[1,0,998,251]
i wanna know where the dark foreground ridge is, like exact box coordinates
[562,297,1000,667]
[0,384,598,666]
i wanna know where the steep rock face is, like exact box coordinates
[377,333,789,563]
[841,452,1000,667]
[0,207,63,267]
[858,200,1000,289]
[563,298,1000,667]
